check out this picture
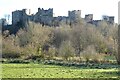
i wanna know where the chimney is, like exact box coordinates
[38,8,41,12]
[29,9,31,15]
[22,9,27,13]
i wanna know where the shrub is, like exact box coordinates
[2,52,20,58]
[59,40,75,61]
[80,45,104,63]
[47,47,57,59]
[92,53,104,63]
[20,44,44,60]
[2,34,21,58]
[2,21,117,63]
[52,26,71,48]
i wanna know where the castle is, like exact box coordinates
[12,8,115,27]
[1,8,115,34]
[12,8,83,27]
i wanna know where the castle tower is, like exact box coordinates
[68,10,81,23]
[34,8,54,26]
[108,16,114,24]
[102,15,109,21]
[102,15,114,24]
[12,9,28,27]
[85,14,93,22]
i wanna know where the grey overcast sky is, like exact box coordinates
[0,0,119,23]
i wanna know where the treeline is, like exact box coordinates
[2,20,119,64]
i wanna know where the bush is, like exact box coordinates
[92,53,104,63]
[2,52,20,58]
[20,44,44,60]
[52,26,71,48]
[59,40,75,61]
[47,47,57,59]
[2,21,117,63]
[80,45,104,63]
[2,34,21,58]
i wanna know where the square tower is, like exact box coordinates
[68,10,81,22]
[12,9,28,26]
[85,14,93,22]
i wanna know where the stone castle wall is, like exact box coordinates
[12,8,81,26]
[12,8,114,27]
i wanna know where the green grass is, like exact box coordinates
[2,63,120,78]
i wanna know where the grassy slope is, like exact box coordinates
[2,63,119,78]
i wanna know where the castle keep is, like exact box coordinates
[12,9,28,26]
[12,8,114,27]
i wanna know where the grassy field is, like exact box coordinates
[2,63,120,78]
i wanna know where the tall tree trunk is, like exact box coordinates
[118,25,120,65]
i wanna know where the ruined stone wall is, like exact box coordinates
[92,20,102,26]
[12,8,114,27]
[0,18,7,27]
[85,14,93,22]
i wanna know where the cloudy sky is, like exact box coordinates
[0,0,119,23]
